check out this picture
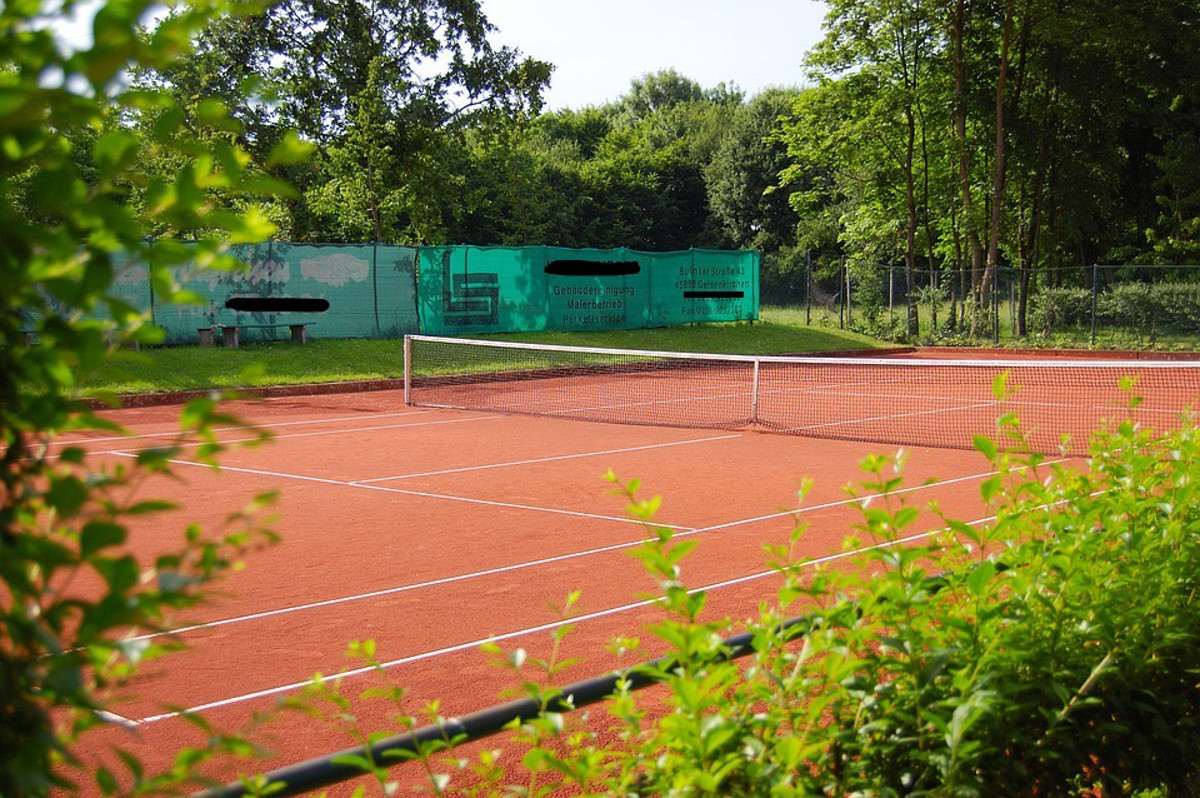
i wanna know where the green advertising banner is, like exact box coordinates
[57,243,753,343]
[417,246,759,335]
[148,243,419,344]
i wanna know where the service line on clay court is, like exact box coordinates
[131,505,1012,726]
[117,458,1069,649]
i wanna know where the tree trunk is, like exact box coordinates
[951,0,985,336]
[949,199,963,332]
[904,106,919,337]
[366,157,383,243]
[1019,79,1054,337]
[981,0,1016,314]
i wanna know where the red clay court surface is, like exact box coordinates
[56,364,1160,793]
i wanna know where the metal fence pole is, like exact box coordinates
[888,265,895,333]
[839,258,845,329]
[845,261,852,327]
[993,278,1000,344]
[1090,263,1099,347]
[805,250,812,325]
[1009,273,1016,336]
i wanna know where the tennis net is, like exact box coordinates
[403,335,1200,454]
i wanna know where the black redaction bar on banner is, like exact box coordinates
[403,335,1200,455]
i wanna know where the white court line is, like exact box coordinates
[107,415,499,453]
[96,709,139,730]
[132,508,1003,725]
[118,459,1068,646]
[47,410,435,448]
[106,454,696,529]
[353,433,742,483]
[781,402,1000,433]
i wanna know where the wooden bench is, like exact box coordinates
[200,323,312,348]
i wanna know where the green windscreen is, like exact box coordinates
[144,243,419,344]
[67,243,753,342]
[417,246,758,335]
[23,254,152,333]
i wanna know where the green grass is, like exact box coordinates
[81,306,891,396]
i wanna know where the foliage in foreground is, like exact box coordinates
[0,0,295,792]
[293,386,1200,796]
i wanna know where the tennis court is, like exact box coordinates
[62,342,1200,791]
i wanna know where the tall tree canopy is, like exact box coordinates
[144,0,552,241]
[781,0,1200,335]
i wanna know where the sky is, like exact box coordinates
[47,0,831,110]
[482,0,829,110]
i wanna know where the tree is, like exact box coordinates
[616,69,709,122]
[778,0,1200,340]
[144,0,552,244]
[801,0,943,337]
[706,88,801,251]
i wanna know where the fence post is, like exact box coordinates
[805,250,812,325]
[839,258,845,329]
[993,279,1000,344]
[888,265,895,333]
[845,259,852,327]
[1090,263,1099,347]
[1009,272,1016,335]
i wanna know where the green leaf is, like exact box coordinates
[46,475,89,517]
[980,475,1003,503]
[126,500,177,515]
[991,370,1009,401]
[96,556,139,594]
[330,754,376,774]
[266,130,316,166]
[81,521,127,558]
[95,765,118,795]
[973,435,998,460]
[92,130,140,180]
[965,560,997,597]
[195,98,240,132]
[153,106,186,142]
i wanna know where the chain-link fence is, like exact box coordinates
[764,258,1200,349]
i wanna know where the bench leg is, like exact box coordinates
[222,326,240,348]
[198,328,214,346]
[290,324,307,344]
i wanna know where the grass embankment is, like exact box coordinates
[82,306,889,396]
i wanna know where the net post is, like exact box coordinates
[403,335,412,405]
[750,358,761,425]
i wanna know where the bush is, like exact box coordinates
[1150,281,1200,330]
[1098,282,1200,340]
[1030,286,1093,334]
